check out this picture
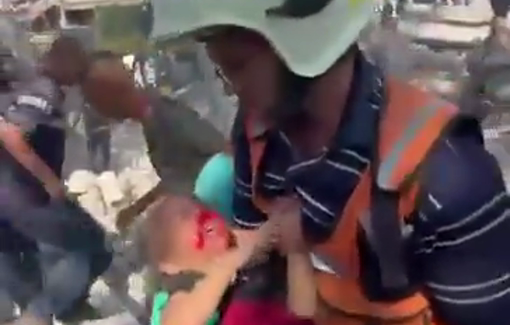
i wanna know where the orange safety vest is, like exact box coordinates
[245,78,458,325]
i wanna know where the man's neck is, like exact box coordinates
[301,52,356,149]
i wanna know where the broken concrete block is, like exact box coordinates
[66,169,98,194]
[123,169,159,201]
[400,20,490,46]
[434,0,493,25]
[116,168,137,204]
[97,171,126,211]
[77,185,106,220]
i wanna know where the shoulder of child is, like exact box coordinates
[160,270,206,296]
[151,270,207,325]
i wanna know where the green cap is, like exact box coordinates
[150,0,375,77]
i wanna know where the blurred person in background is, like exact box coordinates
[82,51,114,175]
[133,49,158,89]
[458,0,510,119]
[488,0,510,49]
[101,68,226,230]
[0,43,40,324]
[491,0,510,28]
[82,48,228,314]
[0,36,112,325]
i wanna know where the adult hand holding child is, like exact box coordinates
[229,219,278,268]
[269,197,307,254]
[267,197,317,318]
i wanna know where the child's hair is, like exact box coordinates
[146,195,205,266]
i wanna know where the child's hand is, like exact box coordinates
[229,221,277,268]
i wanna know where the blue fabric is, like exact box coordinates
[231,52,383,239]
[411,127,510,325]
[194,152,234,222]
[0,242,90,322]
[0,77,66,203]
[231,50,510,324]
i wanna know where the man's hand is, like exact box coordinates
[44,181,66,200]
[270,197,307,254]
[229,221,277,268]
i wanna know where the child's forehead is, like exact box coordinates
[150,196,200,228]
[163,196,199,216]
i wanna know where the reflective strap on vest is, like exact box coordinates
[370,98,456,293]
[377,99,452,190]
[310,252,341,276]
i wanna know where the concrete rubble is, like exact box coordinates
[61,120,160,324]
[400,0,492,47]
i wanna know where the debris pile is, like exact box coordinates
[61,121,159,322]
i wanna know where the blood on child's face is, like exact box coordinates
[195,208,233,255]
[155,198,234,265]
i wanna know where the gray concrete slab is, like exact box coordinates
[399,20,490,47]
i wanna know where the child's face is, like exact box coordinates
[151,196,235,267]
[194,208,234,256]
[153,198,233,264]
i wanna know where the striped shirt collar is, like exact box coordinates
[333,54,384,150]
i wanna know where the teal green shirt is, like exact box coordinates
[151,291,219,325]
[193,152,234,222]
[151,291,169,325]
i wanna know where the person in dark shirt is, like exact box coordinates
[82,51,115,174]
[150,0,510,324]
[114,90,226,231]
[491,0,510,19]
[0,37,111,325]
[83,101,111,173]
[0,43,40,323]
[490,0,510,50]
[78,52,226,231]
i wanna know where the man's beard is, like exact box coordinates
[266,44,359,132]
[266,67,313,131]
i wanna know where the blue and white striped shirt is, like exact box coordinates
[232,54,510,324]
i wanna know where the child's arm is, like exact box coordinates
[286,252,317,318]
[161,252,240,325]
[162,222,274,325]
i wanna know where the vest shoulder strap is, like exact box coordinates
[364,79,457,297]
[376,78,458,191]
